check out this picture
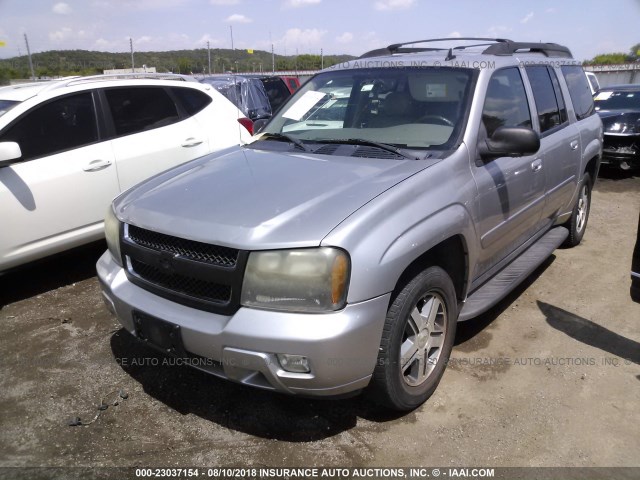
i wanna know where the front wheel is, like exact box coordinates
[369,266,458,411]
[563,172,592,248]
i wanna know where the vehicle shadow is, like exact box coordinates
[109,256,555,440]
[454,255,555,346]
[538,301,640,365]
[0,240,106,308]
[110,330,405,442]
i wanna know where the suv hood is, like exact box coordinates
[115,148,434,249]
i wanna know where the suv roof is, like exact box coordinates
[360,37,573,59]
[0,73,197,102]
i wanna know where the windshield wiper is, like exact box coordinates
[313,138,420,160]
[256,132,309,151]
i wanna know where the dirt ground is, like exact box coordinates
[1,168,639,471]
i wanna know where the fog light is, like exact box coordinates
[277,354,311,373]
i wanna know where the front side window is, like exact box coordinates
[105,87,179,136]
[560,66,595,120]
[481,68,532,138]
[0,92,98,161]
[258,67,475,152]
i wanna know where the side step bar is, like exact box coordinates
[458,227,569,321]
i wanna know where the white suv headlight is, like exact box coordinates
[241,247,350,313]
[104,206,122,266]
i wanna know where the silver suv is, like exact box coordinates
[98,39,603,411]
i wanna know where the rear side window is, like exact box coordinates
[105,87,179,136]
[171,87,212,116]
[0,92,98,161]
[560,66,595,121]
[260,77,291,113]
[481,68,532,137]
[525,66,567,134]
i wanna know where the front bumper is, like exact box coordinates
[97,251,389,397]
[602,134,640,168]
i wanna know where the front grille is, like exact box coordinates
[122,224,248,314]
[130,258,231,304]
[128,225,238,267]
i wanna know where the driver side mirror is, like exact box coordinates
[477,127,540,163]
[0,142,22,167]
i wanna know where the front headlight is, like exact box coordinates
[241,247,350,313]
[104,206,123,267]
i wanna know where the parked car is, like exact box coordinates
[594,84,640,170]
[586,71,600,95]
[98,39,602,411]
[199,75,291,124]
[280,76,301,93]
[0,73,252,272]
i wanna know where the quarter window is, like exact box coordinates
[170,87,212,116]
[481,68,532,138]
[0,92,98,161]
[105,87,180,136]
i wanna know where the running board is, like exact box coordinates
[458,227,569,321]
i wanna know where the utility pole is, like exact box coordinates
[207,41,211,75]
[321,48,324,70]
[24,33,35,80]
[271,43,275,73]
[130,38,134,72]
[230,26,234,50]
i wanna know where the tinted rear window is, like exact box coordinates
[560,66,595,120]
[105,87,180,136]
[171,87,212,116]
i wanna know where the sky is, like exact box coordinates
[0,0,639,62]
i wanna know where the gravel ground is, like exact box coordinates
[0,168,638,472]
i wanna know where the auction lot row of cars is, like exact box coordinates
[1,38,639,412]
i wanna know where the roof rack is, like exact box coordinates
[44,72,197,91]
[483,41,572,58]
[360,37,573,59]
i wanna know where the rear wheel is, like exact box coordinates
[563,172,592,248]
[369,266,457,411]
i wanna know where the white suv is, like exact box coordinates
[0,74,252,272]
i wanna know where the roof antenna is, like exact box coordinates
[445,48,456,61]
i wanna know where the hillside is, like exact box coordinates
[0,48,356,83]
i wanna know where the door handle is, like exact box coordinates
[83,159,112,172]
[570,140,579,150]
[531,159,543,172]
[181,137,204,148]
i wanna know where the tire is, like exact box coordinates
[369,266,458,411]
[563,172,592,248]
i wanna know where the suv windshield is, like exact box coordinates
[259,67,475,151]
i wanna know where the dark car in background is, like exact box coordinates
[594,84,640,171]
[632,212,640,303]
[199,75,291,127]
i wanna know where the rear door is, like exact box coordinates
[103,86,210,191]
[0,91,119,269]
[524,65,580,222]
[471,67,546,277]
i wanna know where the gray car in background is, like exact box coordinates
[98,38,602,411]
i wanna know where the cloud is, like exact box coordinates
[210,0,240,4]
[336,32,353,44]
[49,27,74,42]
[225,13,252,23]
[545,7,556,13]
[448,31,462,38]
[283,0,321,7]
[520,12,534,24]
[487,25,512,38]
[53,2,73,14]
[374,0,415,11]
[279,28,327,48]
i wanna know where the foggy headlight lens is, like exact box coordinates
[104,206,122,266]
[241,247,350,313]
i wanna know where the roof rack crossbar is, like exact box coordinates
[387,37,512,53]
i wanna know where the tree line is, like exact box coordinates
[0,48,356,84]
